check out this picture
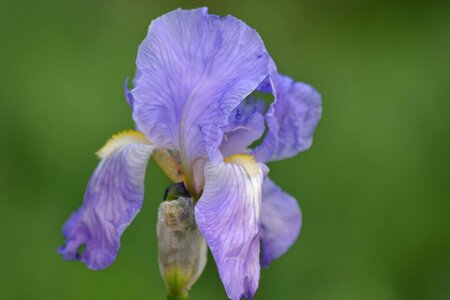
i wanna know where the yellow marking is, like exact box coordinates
[96,130,150,159]
[152,148,185,183]
[224,153,260,176]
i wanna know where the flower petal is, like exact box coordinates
[260,178,301,268]
[253,62,322,162]
[271,76,322,160]
[220,99,266,158]
[195,155,264,300]
[58,131,155,270]
[252,60,280,162]
[124,78,134,110]
[131,8,269,165]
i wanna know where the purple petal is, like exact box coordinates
[131,8,269,166]
[124,78,134,110]
[195,155,264,300]
[252,60,280,162]
[260,178,301,268]
[58,131,155,270]
[253,61,322,162]
[271,77,322,160]
[219,99,266,158]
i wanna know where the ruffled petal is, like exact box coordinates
[253,61,322,162]
[252,60,280,162]
[271,76,322,160]
[131,8,269,166]
[58,131,155,270]
[195,155,264,300]
[260,178,301,268]
[220,99,266,158]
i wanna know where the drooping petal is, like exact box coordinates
[253,61,322,162]
[260,178,302,268]
[220,99,266,158]
[58,131,155,270]
[195,155,264,300]
[131,8,269,166]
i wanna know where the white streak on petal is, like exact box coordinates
[195,154,264,300]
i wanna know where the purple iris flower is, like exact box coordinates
[59,7,321,300]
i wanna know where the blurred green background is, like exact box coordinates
[1,0,449,299]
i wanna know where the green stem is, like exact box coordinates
[167,293,188,300]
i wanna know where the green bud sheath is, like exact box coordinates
[157,183,207,299]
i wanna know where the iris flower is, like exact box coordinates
[59,7,321,300]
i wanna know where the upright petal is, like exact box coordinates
[260,178,302,268]
[195,155,264,300]
[58,131,155,270]
[252,59,281,162]
[253,62,322,162]
[132,8,269,166]
[271,76,322,161]
[220,99,266,158]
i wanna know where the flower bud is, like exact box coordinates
[157,183,207,299]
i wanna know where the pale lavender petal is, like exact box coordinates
[195,155,264,300]
[271,77,321,160]
[260,178,301,268]
[219,99,266,158]
[131,8,269,166]
[58,131,155,270]
[252,60,280,162]
[253,61,322,162]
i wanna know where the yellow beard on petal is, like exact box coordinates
[224,153,260,177]
[96,130,150,159]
